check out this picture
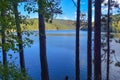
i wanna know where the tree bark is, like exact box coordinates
[38,12,49,80]
[106,0,111,80]
[1,13,7,66]
[87,0,92,79]
[13,3,25,70]
[2,31,6,65]
[1,9,8,80]
[76,0,80,80]
[94,0,101,80]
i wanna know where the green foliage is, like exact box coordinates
[0,62,32,80]
[0,0,63,53]
[101,14,120,32]
[22,19,76,30]
[114,33,120,38]
[111,14,120,32]
[37,0,62,22]
[0,0,34,53]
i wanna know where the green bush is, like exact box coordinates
[0,62,32,80]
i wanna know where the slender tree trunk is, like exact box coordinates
[87,0,92,79]
[76,0,80,80]
[1,22,7,80]
[1,13,7,65]
[13,3,25,70]
[2,32,6,65]
[38,2,49,78]
[38,13,49,80]
[1,10,8,80]
[37,0,49,79]
[94,0,101,80]
[106,0,111,80]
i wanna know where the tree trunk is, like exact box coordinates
[87,0,92,79]
[38,13,49,80]
[1,28,7,80]
[94,0,101,80]
[13,3,25,70]
[106,0,111,80]
[76,0,80,80]
[2,31,6,65]
[1,9,8,80]
[1,13,7,66]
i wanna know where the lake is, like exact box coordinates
[25,30,88,80]
[1,30,89,80]
[1,30,120,80]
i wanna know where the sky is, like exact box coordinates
[18,0,88,20]
[18,0,120,21]
[56,0,88,20]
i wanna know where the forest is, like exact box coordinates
[22,14,120,31]
[0,0,120,80]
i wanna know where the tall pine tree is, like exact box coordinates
[76,0,80,80]
[87,0,92,79]
[94,0,101,80]
[37,0,62,80]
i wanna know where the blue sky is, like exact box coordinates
[56,0,88,20]
[18,0,89,20]
[55,0,120,20]
[18,0,120,21]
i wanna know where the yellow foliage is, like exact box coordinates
[116,21,120,32]
[112,20,120,32]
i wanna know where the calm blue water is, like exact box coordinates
[25,30,88,80]
[1,30,88,80]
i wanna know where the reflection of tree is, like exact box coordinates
[101,36,120,66]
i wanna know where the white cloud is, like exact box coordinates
[63,16,70,20]
[56,15,70,20]
[92,7,95,11]
[74,12,77,19]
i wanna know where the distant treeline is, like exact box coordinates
[21,19,76,31]
[22,14,120,31]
